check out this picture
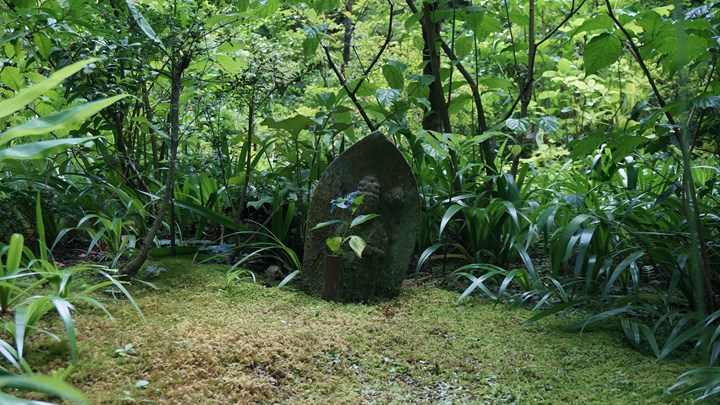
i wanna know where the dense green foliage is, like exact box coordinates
[0,0,718,402]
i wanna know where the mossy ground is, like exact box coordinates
[27,258,693,404]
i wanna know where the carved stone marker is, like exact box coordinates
[301,131,421,302]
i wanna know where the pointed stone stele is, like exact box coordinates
[301,131,421,303]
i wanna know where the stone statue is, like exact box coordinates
[301,132,421,303]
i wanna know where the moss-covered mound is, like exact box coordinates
[29,259,691,403]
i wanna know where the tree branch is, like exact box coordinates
[350,0,394,95]
[320,42,376,130]
[312,0,395,132]
[604,0,679,136]
[501,0,585,122]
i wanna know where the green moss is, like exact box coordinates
[28,258,693,403]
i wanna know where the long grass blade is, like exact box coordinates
[0,58,98,121]
[0,374,88,404]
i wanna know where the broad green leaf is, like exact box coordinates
[410,74,435,87]
[419,130,450,158]
[0,66,22,91]
[33,33,52,59]
[350,213,379,228]
[464,11,503,38]
[302,24,326,39]
[568,15,615,37]
[354,79,378,97]
[375,89,400,107]
[255,0,280,18]
[583,33,623,74]
[611,134,647,161]
[0,94,129,145]
[479,77,513,89]
[236,0,250,12]
[454,35,474,59]
[0,31,23,48]
[302,36,320,59]
[204,14,240,27]
[448,93,473,114]
[216,54,247,73]
[505,117,528,135]
[4,42,15,58]
[311,0,341,13]
[636,11,667,43]
[0,137,100,161]
[567,132,607,158]
[556,58,576,73]
[348,235,366,258]
[382,63,404,90]
[125,0,164,47]
[404,11,422,31]
[693,94,720,110]
[326,237,342,254]
[261,115,316,137]
[537,115,560,135]
[387,60,407,72]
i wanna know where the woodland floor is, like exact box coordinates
[26,258,695,404]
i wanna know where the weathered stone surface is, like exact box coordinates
[301,131,421,302]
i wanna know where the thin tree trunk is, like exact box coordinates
[142,82,161,178]
[418,1,463,196]
[511,0,535,177]
[121,55,190,278]
[341,0,355,76]
[236,99,255,226]
[405,0,497,182]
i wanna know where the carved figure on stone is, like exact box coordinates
[342,175,388,298]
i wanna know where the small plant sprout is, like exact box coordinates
[114,344,137,357]
[311,190,380,258]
